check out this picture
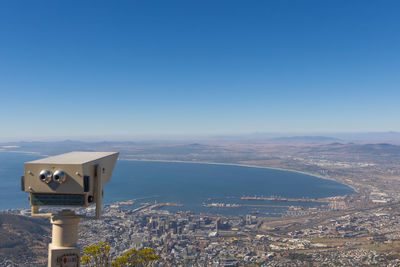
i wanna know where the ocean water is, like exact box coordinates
[0,152,355,216]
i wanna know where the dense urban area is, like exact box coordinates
[1,137,400,266]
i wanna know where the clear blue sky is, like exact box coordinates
[0,1,399,141]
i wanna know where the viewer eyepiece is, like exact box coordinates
[39,170,52,184]
[53,170,67,184]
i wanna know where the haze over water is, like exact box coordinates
[0,152,355,215]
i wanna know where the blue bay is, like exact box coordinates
[0,152,355,216]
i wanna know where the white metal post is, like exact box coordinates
[48,210,81,267]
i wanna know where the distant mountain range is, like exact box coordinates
[270,136,339,143]
[1,132,400,159]
[323,142,400,154]
[210,132,400,144]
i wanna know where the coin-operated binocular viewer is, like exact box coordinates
[21,152,119,267]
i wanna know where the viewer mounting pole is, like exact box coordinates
[48,210,81,267]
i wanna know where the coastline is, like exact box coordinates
[0,151,357,212]
[0,150,358,194]
[121,158,358,194]
[0,150,45,156]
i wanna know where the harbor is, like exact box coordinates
[240,195,331,203]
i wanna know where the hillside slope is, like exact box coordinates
[0,214,50,266]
